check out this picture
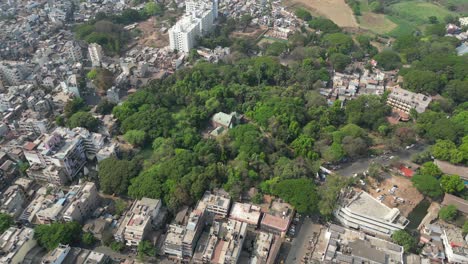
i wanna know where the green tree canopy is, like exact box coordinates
[270,178,319,214]
[67,112,100,132]
[308,18,341,33]
[411,174,443,198]
[373,50,402,70]
[98,157,140,195]
[392,230,417,253]
[64,97,87,118]
[124,130,147,146]
[439,205,458,221]
[0,213,13,234]
[419,162,442,178]
[35,222,82,251]
[440,175,465,194]
[295,8,312,21]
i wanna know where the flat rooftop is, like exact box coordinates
[345,191,399,222]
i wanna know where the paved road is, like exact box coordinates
[285,217,321,264]
[335,143,428,177]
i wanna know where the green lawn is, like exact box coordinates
[389,1,457,25]
[356,0,460,37]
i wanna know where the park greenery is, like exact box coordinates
[34,222,82,251]
[392,230,417,253]
[0,213,13,234]
[86,7,468,216]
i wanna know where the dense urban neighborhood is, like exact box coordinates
[0,0,467,263]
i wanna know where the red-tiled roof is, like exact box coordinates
[261,213,290,232]
[399,166,414,177]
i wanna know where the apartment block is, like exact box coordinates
[387,86,431,115]
[88,43,103,67]
[42,244,110,264]
[198,190,231,217]
[323,224,404,263]
[64,41,83,63]
[199,219,247,264]
[334,191,409,237]
[0,227,36,264]
[164,209,206,259]
[115,198,162,246]
[24,127,114,185]
[0,184,26,218]
[169,0,217,52]
[441,225,468,263]
[62,182,99,223]
[229,202,261,226]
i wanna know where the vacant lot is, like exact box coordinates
[137,17,169,48]
[366,175,424,217]
[285,0,358,28]
[359,12,397,34]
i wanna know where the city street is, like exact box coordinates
[335,143,428,177]
[284,217,322,264]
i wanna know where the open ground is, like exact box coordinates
[366,175,424,217]
[136,16,169,48]
[284,0,359,28]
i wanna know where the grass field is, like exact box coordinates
[389,1,456,25]
[354,0,460,37]
[284,0,359,28]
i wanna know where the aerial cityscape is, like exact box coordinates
[0,0,467,263]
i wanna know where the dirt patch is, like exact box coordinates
[285,0,358,28]
[136,17,169,48]
[230,25,268,40]
[365,175,424,217]
[359,12,397,34]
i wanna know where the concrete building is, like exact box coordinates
[198,190,231,217]
[164,209,206,259]
[334,191,409,237]
[0,184,27,218]
[41,244,110,264]
[387,86,431,115]
[200,219,247,264]
[0,62,30,86]
[114,198,162,246]
[62,182,99,223]
[64,41,83,63]
[441,225,468,263]
[169,15,201,53]
[88,43,103,67]
[24,127,112,184]
[41,244,70,264]
[250,232,275,264]
[0,227,36,264]
[229,202,261,226]
[323,224,404,264]
[169,0,217,52]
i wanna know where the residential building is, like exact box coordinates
[260,213,290,237]
[387,86,431,115]
[229,202,261,226]
[114,198,162,246]
[24,127,113,184]
[64,41,83,63]
[334,190,409,237]
[88,43,103,67]
[42,244,110,264]
[441,225,468,263]
[200,219,247,264]
[198,190,231,217]
[41,244,70,264]
[250,232,275,264]
[322,224,404,264]
[0,62,31,86]
[62,182,99,223]
[164,208,206,259]
[0,184,26,218]
[169,0,217,52]
[0,227,36,264]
